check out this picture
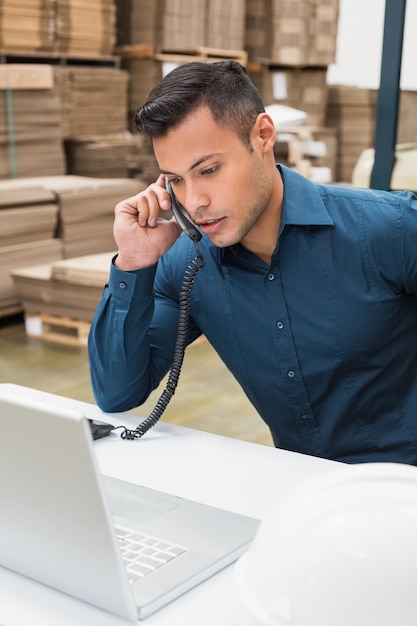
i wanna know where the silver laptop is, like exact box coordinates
[0,387,259,621]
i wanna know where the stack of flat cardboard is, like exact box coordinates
[309,0,340,66]
[11,251,114,323]
[125,59,163,117]
[53,66,130,140]
[161,0,206,53]
[0,175,146,258]
[206,0,246,50]
[0,186,62,311]
[57,177,146,257]
[0,64,66,179]
[397,91,417,145]
[245,0,339,66]
[116,0,246,52]
[116,0,162,47]
[0,0,115,56]
[54,0,116,56]
[325,86,377,183]
[0,0,54,52]
[65,132,145,179]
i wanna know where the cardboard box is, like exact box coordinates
[1,239,63,308]
[11,251,114,322]
[245,0,339,66]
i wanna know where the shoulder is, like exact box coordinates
[317,183,416,224]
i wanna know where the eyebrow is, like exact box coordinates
[160,154,217,176]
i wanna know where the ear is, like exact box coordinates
[253,112,276,151]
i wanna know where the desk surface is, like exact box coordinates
[0,383,340,626]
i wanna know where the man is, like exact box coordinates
[88,60,417,464]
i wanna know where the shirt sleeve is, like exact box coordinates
[399,191,417,294]
[88,258,177,412]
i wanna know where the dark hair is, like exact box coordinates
[135,60,265,146]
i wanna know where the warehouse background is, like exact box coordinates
[0,1,416,443]
[328,0,417,90]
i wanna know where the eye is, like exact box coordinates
[168,176,182,185]
[201,166,216,176]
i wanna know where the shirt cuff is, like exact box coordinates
[108,255,157,300]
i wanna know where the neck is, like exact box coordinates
[241,170,283,265]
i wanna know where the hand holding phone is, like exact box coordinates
[166,178,202,242]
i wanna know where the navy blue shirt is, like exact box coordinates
[88,166,417,464]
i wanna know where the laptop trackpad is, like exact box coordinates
[107,491,178,523]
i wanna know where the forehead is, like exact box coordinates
[153,106,244,173]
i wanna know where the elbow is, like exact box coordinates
[92,387,137,415]
[90,374,149,415]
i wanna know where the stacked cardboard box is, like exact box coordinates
[397,91,417,145]
[116,0,246,52]
[325,86,377,183]
[245,0,339,66]
[0,64,66,179]
[0,0,54,52]
[65,132,145,179]
[54,0,116,56]
[56,177,146,257]
[116,0,162,47]
[162,0,206,52]
[309,0,340,66]
[0,0,115,56]
[125,59,163,116]
[0,186,62,312]
[0,175,146,259]
[249,66,329,127]
[206,0,246,50]
[11,252,114,325]
[53,66,130,140]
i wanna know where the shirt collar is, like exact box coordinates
[278,164,334,228]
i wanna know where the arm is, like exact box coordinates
[88,258,187,412]
[88,176,183,412]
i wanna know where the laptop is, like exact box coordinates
[0,386,260,621]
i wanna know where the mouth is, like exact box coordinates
[197,217,225,234]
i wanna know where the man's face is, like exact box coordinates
[154,105,277,249]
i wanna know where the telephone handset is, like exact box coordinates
[165,178,202,242]
[118,178,205,441]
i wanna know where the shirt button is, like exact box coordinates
[267,273,275,281]
[300,412,308,420]
[119,281,127,290]
[287,370,295,378]
[276,321,284,330]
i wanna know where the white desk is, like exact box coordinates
[0,384,340,626]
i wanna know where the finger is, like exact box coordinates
[136,190,163,227]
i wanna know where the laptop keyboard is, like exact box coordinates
[116,525,188,583]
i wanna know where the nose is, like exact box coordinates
[183,181,210,216]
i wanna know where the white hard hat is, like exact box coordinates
[235,462,417,626]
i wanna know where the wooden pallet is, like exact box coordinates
[24,312,91,348]
[0,49,120,66]
[156,46,248,65]
[114,44,247,66]
[22,311,207,349]
[112,43,155,60]
[0,304,23,319]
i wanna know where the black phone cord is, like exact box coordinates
[120,241,205,440]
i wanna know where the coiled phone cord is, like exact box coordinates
[120,240,205,440]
